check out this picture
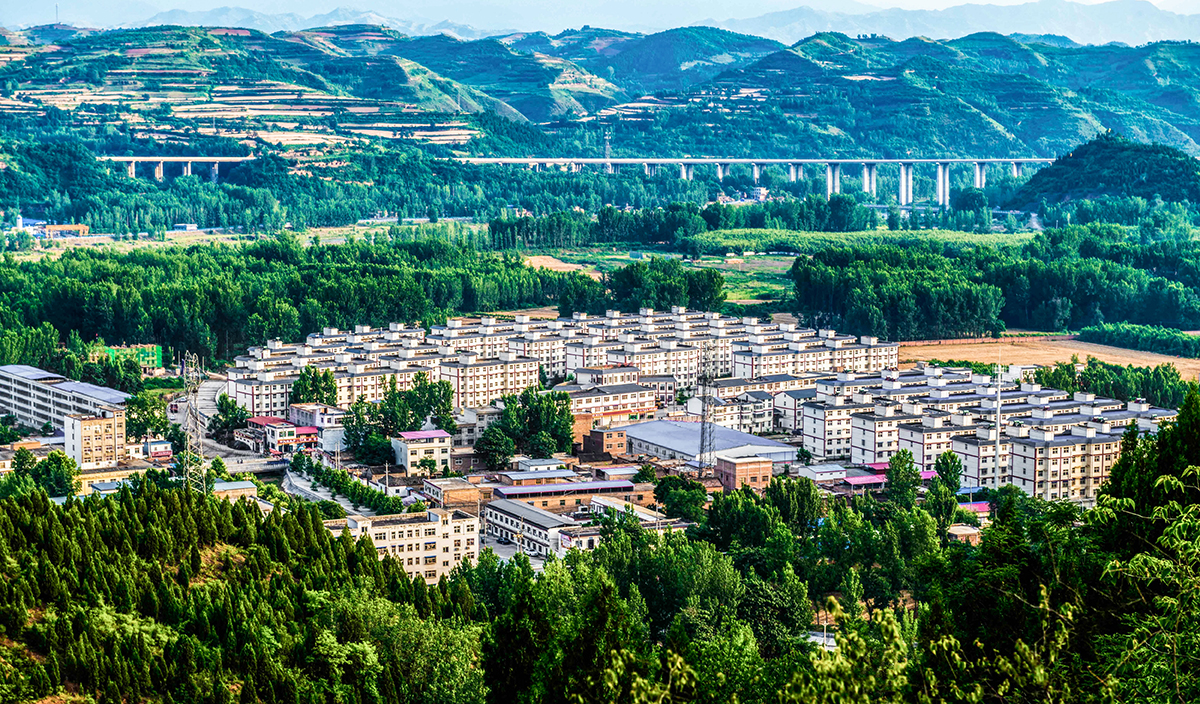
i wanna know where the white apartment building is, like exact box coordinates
[565,337,626,374]
[850,401,921,466]
[0,365,131,430]
[1006,424,1122,506]
[564,383,657,423]
[801,394,874,459]
[426,317,517,357]
[732,330,899,379]
[897,412,982,470]
[710,373,827,401]
[325,509,478,583]
[607,336,702,388]
[438,352,540,410]
[952,425,1012,489]
[574,366,641,386]
[391,429,452,474]
[686,391,774,435]
[483,499,578,557]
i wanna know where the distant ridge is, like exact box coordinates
[130,5,510,39]
[704,0,1200,46]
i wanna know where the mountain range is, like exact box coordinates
[3,21,1200,157]
[705,0,1200,46]
[5,0,1200,46]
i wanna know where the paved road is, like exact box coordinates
[283,470,377,516]
[168,379,263,460]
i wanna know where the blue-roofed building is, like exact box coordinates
[0,364,131,430]
[623,419,796,465]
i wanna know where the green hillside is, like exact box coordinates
[1007,131,1200,207]
[596,27,785,92]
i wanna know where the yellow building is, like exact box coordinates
[65,406,126,470]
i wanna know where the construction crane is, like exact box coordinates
[697,341,717,474]
[182,351,208,494]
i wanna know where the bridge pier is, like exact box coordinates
[680,164,694,180]
[935,162,949,207]
[182,161,192,177]
[126,161,137,179]
[868,163,878,197]
[860,163,874,196]
[788,164,798,183]
[715,163,726,181]
[825,162,841,197]
[154,162,164,181]
[644,162,657,177]
[974,162,987,189]
[605,162,614,175]
[752,163,761,184]
[898,162,913,206]
[1010,161,1021,178]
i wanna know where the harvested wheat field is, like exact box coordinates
[901,338,1200,380]
[525,255,603,280]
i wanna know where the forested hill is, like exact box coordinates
[4,25,1200,157]
[1007,132,1200,208]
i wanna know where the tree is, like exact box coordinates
[654,475,707,522]
[31,451,80,496]
[634,464,657,483]
[838,566,864,621]
[208,393,249,442]
[125,390,169,441]
[475,425,515,472]
[933,450,963,494]
[886,449,921,509]
[796,447,813,466]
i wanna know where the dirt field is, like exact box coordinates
[525,255,603,280]
[901,338,1200,379]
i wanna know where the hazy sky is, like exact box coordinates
[7,0,1189,31]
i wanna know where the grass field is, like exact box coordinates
[901,338,1200,379]
[689,228,1037,255]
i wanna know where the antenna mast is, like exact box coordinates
[182,351,208,494]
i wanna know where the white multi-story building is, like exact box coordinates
[325,509,478,583]
[801,393,874,459]
[0,365,131,430]
[563,383,657,423]
[952,425,1012,489]
[897,412,982,470]
[732,330,899,379]
[438,352,540,410]
[391,429,453,474]
[686,391,774,435]
[849,401,921,466]
[1006,424,1122,506]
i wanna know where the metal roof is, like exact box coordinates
[397,429,451,440]
[500,469,578,480]
[623,419,792,456]
[484,499,578,529]
[52,380,131,406]
[213,481,256,491]
[0,364,65,382]
[494,480,633,497]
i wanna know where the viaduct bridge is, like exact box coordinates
[100,154,1054,208]
[97,155,256,182]
[460,157,1055,207]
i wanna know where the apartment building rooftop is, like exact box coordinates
[0,364,65,382]
[486,498,578,530]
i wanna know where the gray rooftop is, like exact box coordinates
[624,419,792,457]
[0,364,65,382]
[52,380,131,405]
[485,499,578,530]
